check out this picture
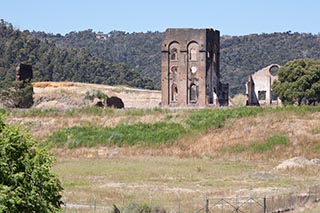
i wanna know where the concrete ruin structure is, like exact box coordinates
[246,64,281,106]
[161,28,228,108]
[16,63,33,82]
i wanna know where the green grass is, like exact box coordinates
[223,134,288,153]
[185,107,263,133]
[53,156,320,212]
[48,107,265,148]
[45,106,320,148]
[65,107,116,116]
[123,107,168,116]
[47,122,186,148]
[313,143,320,152]
[0,108,8,115]
[264,105,320,115]
[223,144,247,153]
[8,106,163,118]
[9,108,61,117]
[7,107,117,117]
[250,135,288,152]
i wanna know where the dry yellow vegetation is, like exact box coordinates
[32,81,161,109]
[4,82,320,212]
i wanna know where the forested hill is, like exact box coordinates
[32,30,163,87]
[0,20,155,89]
[220,33,320,94]
[33,29,320,95]
[2,18,320,95]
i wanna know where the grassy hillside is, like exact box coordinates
[4,105,320,212]
[2,81,318,160]
[3,81,320,211]
[5,105,320,161]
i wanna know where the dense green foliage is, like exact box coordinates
[32,30,163,87]
[0,114,62,212]
[272,59,320,105]
[0,20,154,89]
[220,33,320,95]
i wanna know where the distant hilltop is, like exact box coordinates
[1,19,320,95]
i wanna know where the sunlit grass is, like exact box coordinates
[47,122,186,148]
[222,135,288,153]
[250,135,288,153]
[45,106,320,149]
[53,156,319,212]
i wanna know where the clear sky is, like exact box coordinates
[1,0,319,36]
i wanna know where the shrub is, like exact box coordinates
[0,108,7,115]
[0,114,63,212]
[84,89,108,102]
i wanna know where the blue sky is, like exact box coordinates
[1,0,319,35]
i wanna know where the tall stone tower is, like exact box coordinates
[161,28,228,108]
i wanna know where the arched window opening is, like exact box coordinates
[188,42,199,61]
[170,48,178,61]
[171,83,178,102]
[190,84,198,103]
[189,48,197,61]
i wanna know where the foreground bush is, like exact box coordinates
[0,114,63,212]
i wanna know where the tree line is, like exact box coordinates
[2,19,320,96]
[32,28,320,95]
[0,20,155,91]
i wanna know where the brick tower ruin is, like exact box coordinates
[161,28,228,108]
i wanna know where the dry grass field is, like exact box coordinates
[4,82,320,212]
[32,81,161,109]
